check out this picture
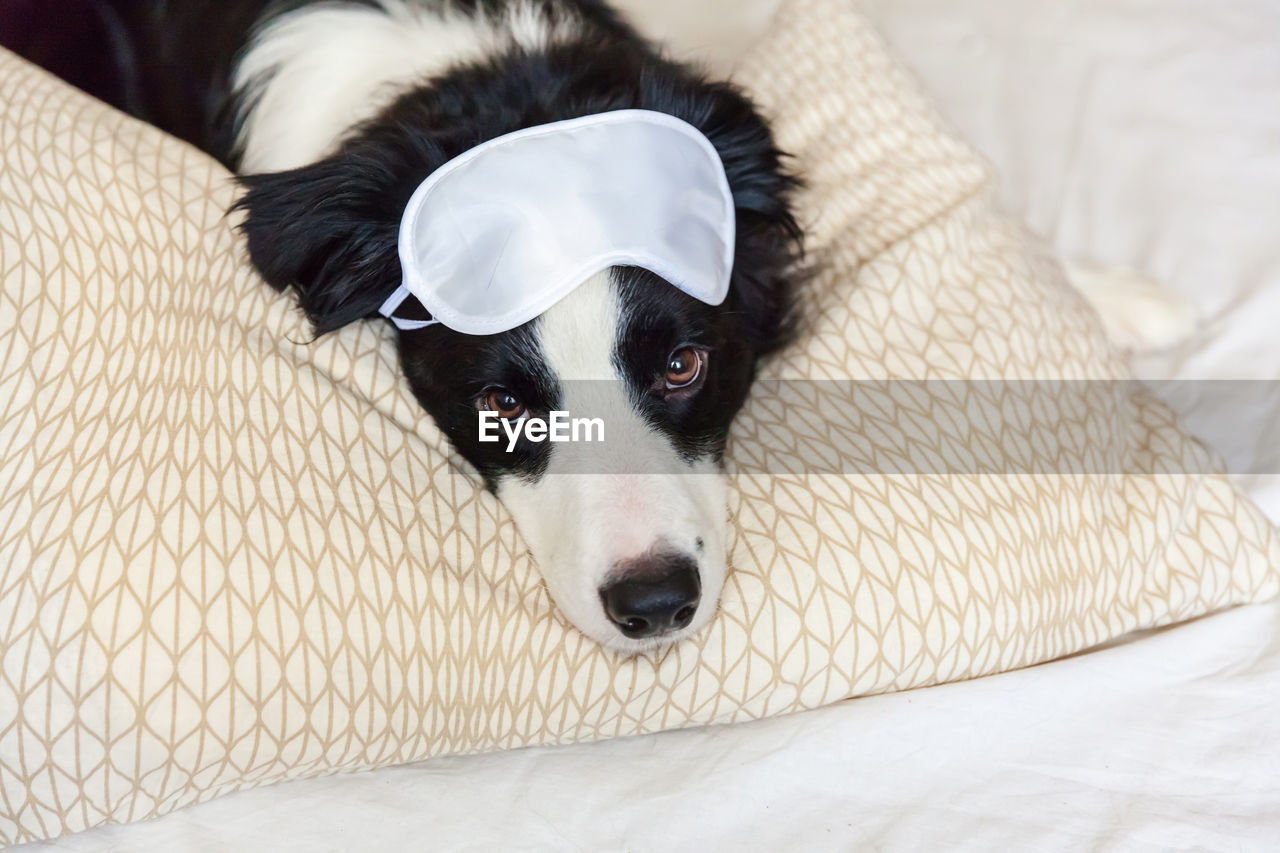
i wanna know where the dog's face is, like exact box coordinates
[394,266,765,650]
[234,69,800,651]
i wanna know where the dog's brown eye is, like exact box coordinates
[482,389,526,419]
[665,347,703,390]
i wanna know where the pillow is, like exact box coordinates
[1,0,1276,843]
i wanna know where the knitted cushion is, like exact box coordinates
[1,0,1276,844]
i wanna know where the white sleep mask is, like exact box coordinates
[379,109,736,335]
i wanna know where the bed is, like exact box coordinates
[18,0,1280,849]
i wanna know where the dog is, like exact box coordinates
[7,0,1192,655]
[31,0,803,652]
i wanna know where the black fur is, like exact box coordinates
[234,34,801,345]
[232,27,798,338]
[230,16,803,484]
[16,0,804,487]
[402,317,562,485]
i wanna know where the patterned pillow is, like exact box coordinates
[1,0,1276,844]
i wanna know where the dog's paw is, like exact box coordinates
[1065,262,1198,352]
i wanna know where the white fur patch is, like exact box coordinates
[496,272,727,651]
[234,0,581,173]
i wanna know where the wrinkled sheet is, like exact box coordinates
[20,0,1280,849]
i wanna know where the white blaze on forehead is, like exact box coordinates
[532,271,693,482]
[535,270,625,382]
[496,271,727,651]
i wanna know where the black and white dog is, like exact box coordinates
[46,0,803,651]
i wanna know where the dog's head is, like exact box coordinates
[234,51,801,651]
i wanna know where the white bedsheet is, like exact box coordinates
[29,597,1280,852]
[21,1,1280,849]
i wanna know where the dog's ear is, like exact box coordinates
[720,132,804,359]
[233,158,403,335]
[677,81,805,359]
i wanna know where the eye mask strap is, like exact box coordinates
[379,284,440,331]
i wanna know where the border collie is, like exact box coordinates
[24,0,802,652]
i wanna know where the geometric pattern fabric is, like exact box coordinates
[2,0,1276,844]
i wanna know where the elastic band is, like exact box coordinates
[378,284,439,331]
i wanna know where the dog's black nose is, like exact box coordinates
[599,556,701,640]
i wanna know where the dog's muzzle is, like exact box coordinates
[598,553,701,640]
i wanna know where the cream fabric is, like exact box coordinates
[0,0,1276,844]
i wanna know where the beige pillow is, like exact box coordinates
[1,0,1276,843]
